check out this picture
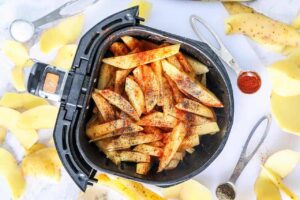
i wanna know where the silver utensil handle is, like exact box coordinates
[32,0,99,28]
[229,114,272,184]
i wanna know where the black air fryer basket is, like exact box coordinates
[27,7,234,191]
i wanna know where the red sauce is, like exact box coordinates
[237,71,261,94]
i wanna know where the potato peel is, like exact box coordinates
[39,14,84,53]
[22,147,62,181]
[0,148,25,200]
[0,92,48,110]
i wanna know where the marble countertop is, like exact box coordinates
[0,0,300,199]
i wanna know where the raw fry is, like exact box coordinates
[97,63,115,89]
[165,74,184,103]
[158,122,186,172]
[151,61,163,106]
[176,98,214,118]
[136,162,151,175]
[98,89,140,121]
[162,60,223,107]
[189,122,220,136]
[92,92,115,122]
[176,52,193,72]
[90,123,143,141]
[86,119,131,138]
[119,151,150,162]
[110,42,129,56]
[133,144,163,157]
[102,44,180,69]
[97,132,163,151]
[184,54,209,75]
[137,112,178,128]
[125,76,145,116]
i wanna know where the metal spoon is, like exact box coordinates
[9,0,99,43]
[190,15,262,94]
[216,114,272,200]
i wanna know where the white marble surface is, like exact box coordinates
[0,0,300,200]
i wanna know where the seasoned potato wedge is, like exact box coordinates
[162,76,175,116]
[89,123,143,141]
[189,122,220,136]
[165,159,180,170]
[119,151,150,162]
[97,132,163,151]
[86,119,131,138]
[162,60,223,107]
[176,98,214,118]
[121,36,142,51]
[102,44,180,69]
[110,42,129,56]
[92,92,115,122]
[165,75,184,103]
[133,144,163,157]
[115,69,132,94]
[225,13,300,47]
[137,112,178,128]
[175,52,193,72]
[136,162,151,175]
[125,76,145,116]
[168,107,211,126]
[158,122,186,172]
[99,89,140,121]
[147,141,165,148]
[184,54,209,75]
[186,148,195,154]
[151,61,163,106]
[97,63,115,89]
[179,133,200,151]
[167,55,184,71]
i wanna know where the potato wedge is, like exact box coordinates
[176,98,214,118]
[11,66,25,91]
[151,61,163,106]
[98,89,140,121]
[184,54,209,75]
[254,172,281,200]
[0,126,6,144]
[172,152,185,161]
[165,75,184,103]
[175,52,193,72]
[119,151,150,162]
[292,12,300,29]
[125,76,145,116]
[97,132,163,151]
[26,143,47,155]
[222,2,255,15]
[158,122,186,172]
[189,122,220,136]
[139,65,159,112]
[117,177,165,200]
[165,159,180,170]
[95,144,121,165]
[143,126,162,135]
[0,107,38,149]
[86,119,131,139]
[136,162,151,175]
[92,92,115,122]
[97,63,115,89]
[264,149,300,178]
[137,112,178,128]
[0,92,48,110]
[52,44,77,70]
[110,42,129,56]
[261,166,298,199]
[102,44,180,69]
[40,14,84,53]
[0,148,25,200]
[17,105,58,129]
[162,76,175,116]
[179,133,200,151]
[89,123,143,141]
[147,141,165,148]
[3,40,29,67]
[115,69,132,94]
[162,60,223,107]
[271,93,300,135]
[22,147,62,181]
[121,36,142,51]
[167,55,184,71]
[140,40,159,50]
[186,148,195,154]
[267,59,300,96]
[133,144,163,157]
[225,13,300,47]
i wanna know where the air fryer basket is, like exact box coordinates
[28,7,233,191]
